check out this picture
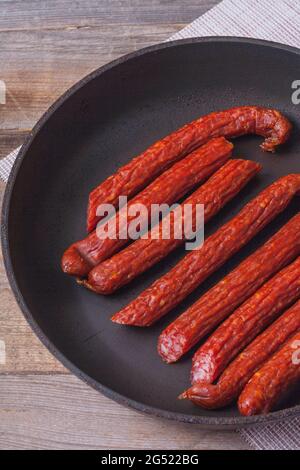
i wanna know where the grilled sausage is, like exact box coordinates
[62,137,232,277]
[158,211,300,363]
[87,106,291,231]
[179,300,300,409]
[86,159,261,294]
[238,330,300,415]
[112,175,300,329]
[191,257,300,384]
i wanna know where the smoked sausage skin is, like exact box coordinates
[87,159,261,294]
[191,256,300,384]
[180,299,300,409]
[87,106,291,232]
[113,175,300,329]
[158,211,300,364]
[238,329,300,415]
[62,137,232,277]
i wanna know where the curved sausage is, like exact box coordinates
[179,299,300,409]
[86,159,261,294]
[158,211,300,363]
[112,175,300,328]
[87,106,291,231]
[62,137,232,277]
[191,257,300,384]
[238,330,300,415]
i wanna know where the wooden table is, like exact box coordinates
[0,0,249,450]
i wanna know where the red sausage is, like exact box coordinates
[191,257,300,384]
[87,106,291,231]
[112,175,300,328]
[62,137,232,277]
[179,299,300,409]
[158,211,300,364]
[86,159,261,294]
[238,330,300,415]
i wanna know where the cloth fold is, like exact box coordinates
[0,147,20,183]
[1,0,299,450]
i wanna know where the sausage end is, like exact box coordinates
[61,246,91,277]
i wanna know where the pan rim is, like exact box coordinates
[2,36,300,428]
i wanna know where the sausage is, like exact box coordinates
[238,329,300,415]
[179,299,300,409]
[191,257,300,384]
[158,211,300,364]
[62,137,232,277]
[87,106,291,232]
[86,159,261,294]
[112,175,300,328]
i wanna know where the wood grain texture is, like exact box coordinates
[0,375,249,450]
[0,0,215,157]
[0,0,250,450]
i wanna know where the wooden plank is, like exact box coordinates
[0,24,182,136]
[0,1,215,29]
[0,374,250,450]
[0,0,220,157]
[0,130,29,157]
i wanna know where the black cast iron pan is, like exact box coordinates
[2,37,300,429]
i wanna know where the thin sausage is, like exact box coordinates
[112,175,300,328]
[86,159,261,294]
[62,137,232,277]
[87,106,291,231]
[238,330,300,415]
[191,257,300,384]
[179,299,300,409]
[158,211,300,363]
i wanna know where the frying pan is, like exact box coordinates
[2,37,300,429]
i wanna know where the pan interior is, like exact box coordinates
[4,39,300,425]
